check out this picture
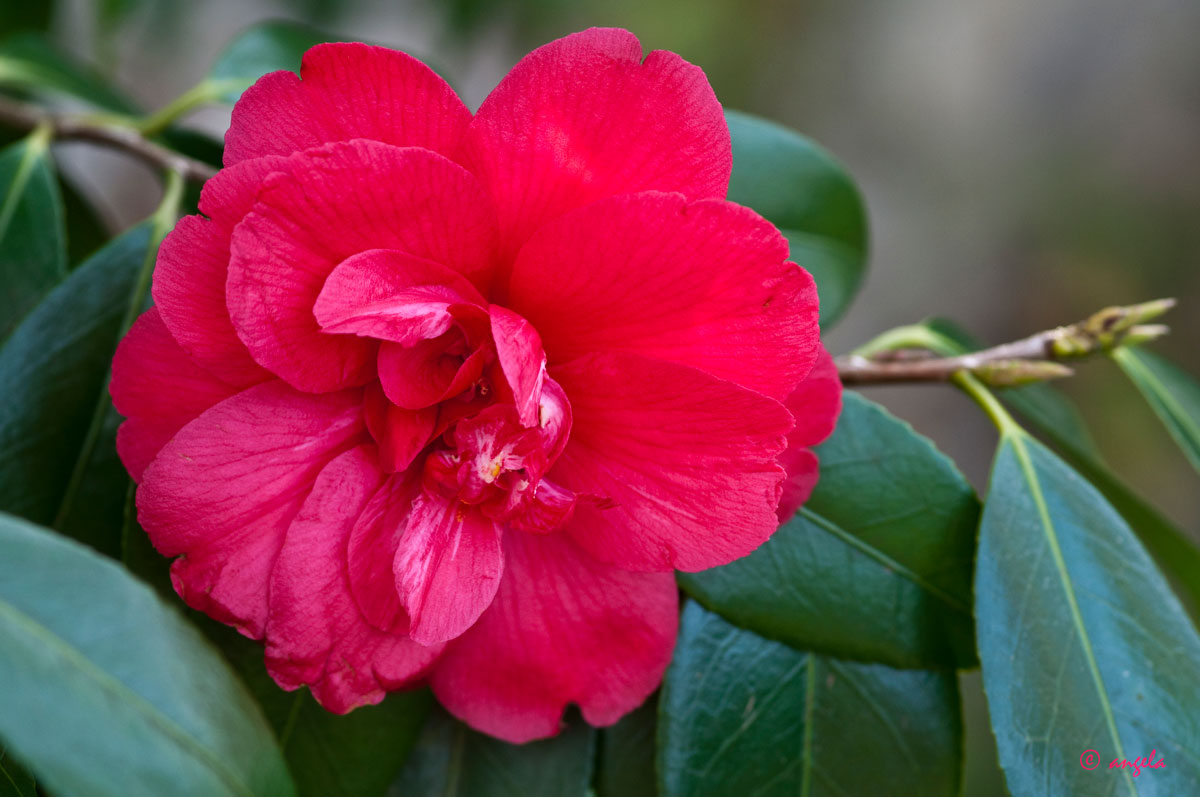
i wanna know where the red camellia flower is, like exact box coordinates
[110,28,841,742]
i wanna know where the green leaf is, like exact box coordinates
[0,747,34,797]
[206,21,343,104]
[0,33,137,112]
[595,696,657,797]
[1113,346,1200,475]
[0,224,150,552]
[0,129,65,337]
[680,392,977,669]
[0,513,295,797]
[975,430,1200,794]
[725,109,868,327]
[922,317,1200,620]
[391,708,595,796]
[658,603,962,796]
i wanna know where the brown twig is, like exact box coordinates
[0,93,216,182]
[837,299,1175,387]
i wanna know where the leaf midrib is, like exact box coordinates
[0,135,45,247]
[800,507,971,615]
[1005,432,1137,797]
[0,594,256,796]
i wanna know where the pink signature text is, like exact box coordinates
[1107,750,1165,777]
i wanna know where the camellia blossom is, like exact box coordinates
[110,27,841,742]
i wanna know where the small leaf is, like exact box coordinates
[725,109,868,327]
[0,224,151,552]
[680,392,977,669]
[206,20,342,104]
[0,33,137,112]
[976,430,1200,794]
[595,696,657,797]
[1113,346,1200,476]
[0,513,295,796]
[658,603,963,796]
[0,129,65,337]
[391,708,595,796]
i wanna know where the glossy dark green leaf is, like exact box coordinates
[922,317,1200,620]
[391,708,594,796]
[659,603,962,796]
[0,33,137,112]
[0,747,34,797]
[976,430,1200,795]
[725,109,868,327]
[0,130,65,337]
[1113,346,1200,475]
[680,392,977,669]
[595,696,657,797]
[206,21,342,104]
[0,513,295,796]
[0,224,150,552]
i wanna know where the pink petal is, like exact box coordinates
[226,140,498,393]
[363,384,436,473]
[785,345,842,449]
[776,345,842,522]
[430,531,678,743]
[462,27,731,258]
[377,337,488,410]
[776,447,819,524]
[111,308,240,481]
[346,472,417,633]
[225,42,471,166]
[265,445,442,713]
[136,381,366,637]
[508,192,819,400]
[314,248,487,345]
[551,352,792,572]
[393,494,504,646]
[509,479,576,534]
[489,305,545,427]
[151,157,286,387]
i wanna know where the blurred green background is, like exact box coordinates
[6,0,1198,794]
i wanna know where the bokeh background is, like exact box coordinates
[12,0,1200,793]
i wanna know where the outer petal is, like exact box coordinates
[227,141,498,392]
[777,345,842,522]
[430,531,678,743]
[265,445,442,713]
[551,352,792,572]
[508,192,818,400]
[151,156,286,387]
[393,494,504,646]
[225,42,471,166]
[111,308,240,481]
[136,381,365,637]
[462,27,731,257]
